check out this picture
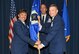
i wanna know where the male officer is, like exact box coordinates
[39,4,51,54]
[28,4,51,54]
[38,4,66,54]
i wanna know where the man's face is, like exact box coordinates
[40,4,47,14]
[49,7,58,17]
[18,12,27,21]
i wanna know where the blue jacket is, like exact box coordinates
[42,15,66,54]
[11,19,35,54]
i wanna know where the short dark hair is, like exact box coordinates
[18,9,27,15]
[16,9,27,18]
[40,3,47,8]
[49,4,58,10]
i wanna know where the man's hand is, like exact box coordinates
[35,40,41,45]
[37,44,44,50]
[34,40,41,48]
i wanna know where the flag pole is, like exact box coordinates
[38,0,41,54]
[38,33,40,54]
[38,15,41,54]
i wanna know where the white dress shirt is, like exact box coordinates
[41,14,47,23]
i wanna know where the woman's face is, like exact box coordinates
[18,12,27,21]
